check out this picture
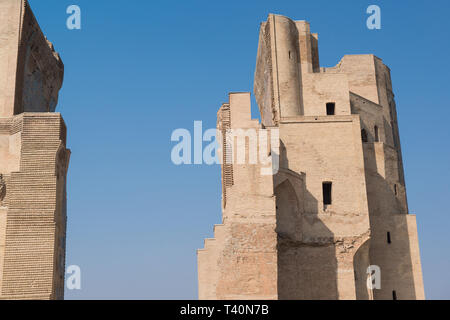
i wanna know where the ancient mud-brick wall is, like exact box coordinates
[198,93,278,300]
[198,14,424,300]
[0,0,69,300]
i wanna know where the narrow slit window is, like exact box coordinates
[361,129,368,143]
[391,121,398,147]
[374,125,379,142]
[326,103,335,115]
[387,232,392,244]
[394,184,398,196]
[392,290,397,300]
[323,182,332,205]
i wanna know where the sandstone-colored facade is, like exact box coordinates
[198,14,425,300]
[0,0,69,299]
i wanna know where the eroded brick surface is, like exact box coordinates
[198,14,424,300]
[0,0,69,300]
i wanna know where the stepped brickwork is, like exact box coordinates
[0,0,69,300]
[198,14,424,300]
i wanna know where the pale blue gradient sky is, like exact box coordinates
[27,0,450,299]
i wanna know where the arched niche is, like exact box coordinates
[273,168,305,241]
[353,239,373,300]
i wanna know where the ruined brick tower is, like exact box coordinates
[198,14,424,300]
[0,0,69,299]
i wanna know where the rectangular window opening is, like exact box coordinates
[392,290,397,300]
[387,232,392,244]
[326,102,335,115]
[323,182,332,205]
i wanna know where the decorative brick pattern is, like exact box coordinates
[0,1,69,300]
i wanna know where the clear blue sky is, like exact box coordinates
[28,0,450,299]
